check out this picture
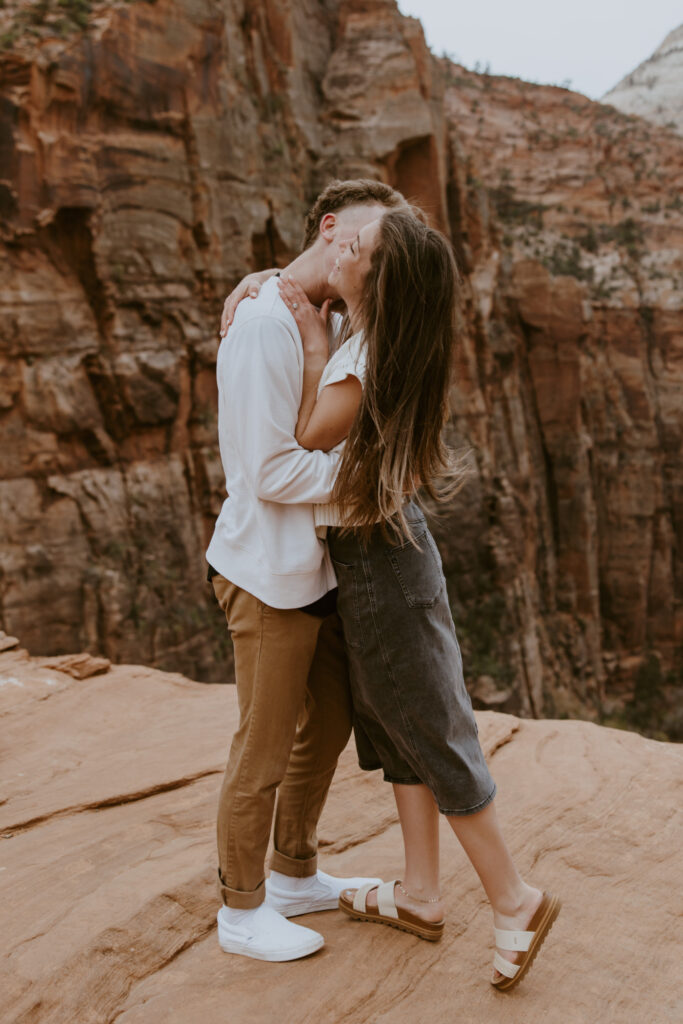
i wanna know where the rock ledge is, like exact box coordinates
[1,647,680,1023]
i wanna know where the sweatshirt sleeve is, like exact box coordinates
[219,315,340,504]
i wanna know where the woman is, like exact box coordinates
[275,207,560,991]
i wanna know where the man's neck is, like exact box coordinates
[280,250,336,308]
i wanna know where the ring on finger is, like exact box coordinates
[292,302,299,309]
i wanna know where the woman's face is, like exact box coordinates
[328,217,381,315]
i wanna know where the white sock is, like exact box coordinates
[220,905,262,924]
[268,869,319,892]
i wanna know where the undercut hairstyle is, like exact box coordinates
[332,208,469,540]
[302,179,406,249]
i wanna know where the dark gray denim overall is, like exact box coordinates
[328,501,496,816]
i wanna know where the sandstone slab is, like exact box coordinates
[0,649,681,1023]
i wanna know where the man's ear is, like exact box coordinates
[319,212,337,242]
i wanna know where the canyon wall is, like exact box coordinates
[0,0,681,731]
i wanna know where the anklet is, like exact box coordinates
[397,881,441,904]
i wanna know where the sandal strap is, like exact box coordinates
[352,882,379,913]
[493,951,520,979]
[494,927,534,952]
[376,880,399,920]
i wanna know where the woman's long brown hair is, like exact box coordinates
[331,208,467,540]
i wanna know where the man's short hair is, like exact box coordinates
[302,179,407,249]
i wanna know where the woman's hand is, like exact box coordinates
[278,276,330,358]
[278,276,333,445]
[219,268,279,337]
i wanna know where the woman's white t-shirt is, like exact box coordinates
[313,331,366,530]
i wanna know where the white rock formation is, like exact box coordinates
[602,24,683,134]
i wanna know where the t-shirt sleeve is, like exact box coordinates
[321,338,367,389]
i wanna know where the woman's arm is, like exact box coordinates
[278,277,362,452]
[219,268,280,336]
[297,377,362,451]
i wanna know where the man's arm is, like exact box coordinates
[220,317,340,504]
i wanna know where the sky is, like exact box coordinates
[396,1,681,99]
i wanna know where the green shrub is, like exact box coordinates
[57,0,92,29]
[489,183,544,227]
[0,28,18,48]
[449,585,514,688]
[625,654,664,733]
[578,226,599,253]
[541,241,593,282]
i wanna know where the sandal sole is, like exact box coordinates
[491,892,562,992]
[339,898,444,942]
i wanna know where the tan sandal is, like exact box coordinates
[491,891,561,991]
[339,880,444,942]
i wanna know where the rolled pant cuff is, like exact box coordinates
[218,869,265,909]
[270,848,318,878]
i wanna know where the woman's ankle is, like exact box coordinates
[491,882,541,921]
[394,880,444,922]
[399,878,440,902]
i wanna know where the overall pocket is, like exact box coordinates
[331,558,364,649]
[386,530,443,609]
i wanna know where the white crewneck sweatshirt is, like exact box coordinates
[206,278,338,608]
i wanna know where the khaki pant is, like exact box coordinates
[212,576,352,909]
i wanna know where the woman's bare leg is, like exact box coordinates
[359,787,542,978]
[446,801,542,978]
[363,783,444,923]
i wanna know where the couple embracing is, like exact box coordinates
[206,179,560,991]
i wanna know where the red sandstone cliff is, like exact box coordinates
[0,0,681,733]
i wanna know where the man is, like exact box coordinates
[207,180,406,962]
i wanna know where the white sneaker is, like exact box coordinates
[265,869,383,917]
[216,903,324,962]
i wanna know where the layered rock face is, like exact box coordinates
[2,644,681,1023]
[0,0,681,729]
[603,24,683,135]
[439,63,682,731]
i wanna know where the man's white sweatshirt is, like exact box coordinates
[206,277,338,608]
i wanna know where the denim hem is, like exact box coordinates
[438,783,497,817]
